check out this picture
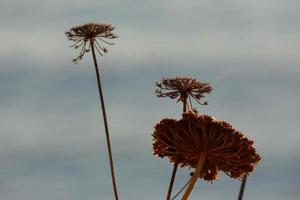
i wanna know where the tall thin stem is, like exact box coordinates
[237,176,247,200]
[166,100,188,200]
[90,41,119,200]
[166,160,179,200]
[181,152,206,200]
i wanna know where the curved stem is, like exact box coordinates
[90,41,119,200]
[181,152,206,200]
[237,176,247,200]
[171,177,192,200]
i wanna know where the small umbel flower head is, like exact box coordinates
[65,23,117,63]
[155,77,213,106]
[152,112,261,181]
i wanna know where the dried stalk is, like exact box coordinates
[166,100,188,200]
[237,176,247,200]
[181,152,206,200]
[90,41,119,200]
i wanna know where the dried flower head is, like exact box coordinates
[152,112,261,181]
[155,77,213,106]
[65,23,117,63]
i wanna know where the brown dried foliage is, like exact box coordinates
[155,77,213,106]
[65,23,117,63]
[152,112,261,181]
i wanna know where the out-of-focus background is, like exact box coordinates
[1,0,299,199]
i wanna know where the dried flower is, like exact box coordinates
[155,77,213,106]
[65,23,119,199]
[65,23,117,63]
[152,112,261,181]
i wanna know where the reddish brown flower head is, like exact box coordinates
[65,23,117,63]
[152,112,261,181]
[155,77,213,106]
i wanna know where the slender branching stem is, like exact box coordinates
[166,159,179,200]
[166,99,188,200]
[171,177,192,200]
[90,41,119,200]
[181,152,206,200]
[237,176,247,200]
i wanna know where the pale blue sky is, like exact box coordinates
[1,0,300,199]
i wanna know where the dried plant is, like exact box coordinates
[153,77,260,200]
[155,77,213,200]
[65,23,117,63]
[65,23,119,200]
[153,112,260,180]
[155,77,213,111]
[152,112,261,199]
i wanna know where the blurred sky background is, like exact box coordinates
[1,0,300,199]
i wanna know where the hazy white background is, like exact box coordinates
[1,0,299,199]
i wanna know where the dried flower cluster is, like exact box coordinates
[152,112,261,181]
[64,21,261,199]
[65,23,117,63]
[155,77,213,105]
